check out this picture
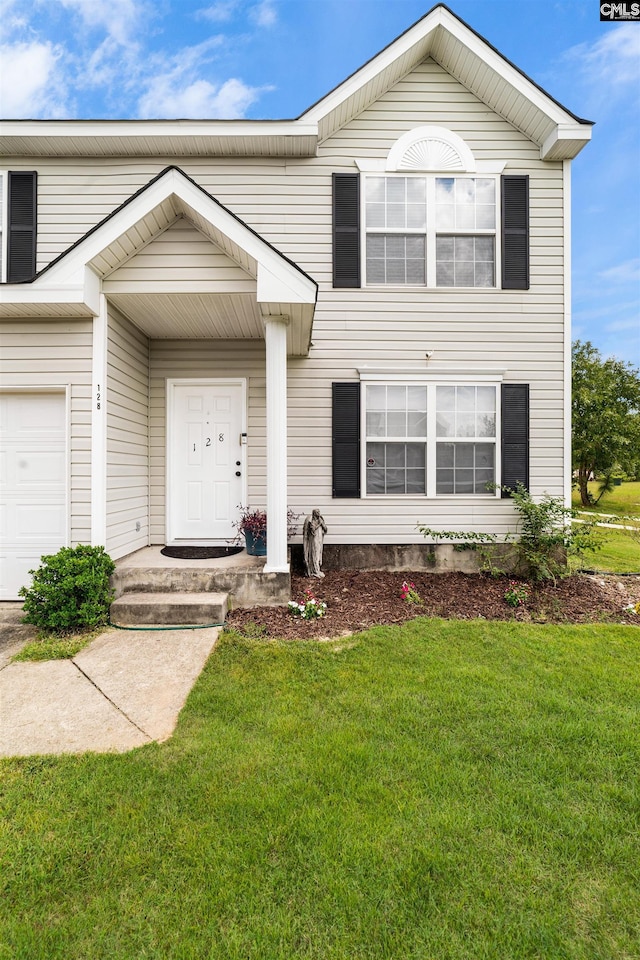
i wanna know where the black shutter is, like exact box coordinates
[332,382,360,497]
[501,175,529,290]
[7,172,37,282]
[501,384,529,496]
[332,173,360,288]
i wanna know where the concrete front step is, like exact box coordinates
[111,548,291,608]
[110,592,228,626]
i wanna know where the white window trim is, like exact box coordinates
[360,379,502,500]
[0,171,7,283]
[361,171,502,290]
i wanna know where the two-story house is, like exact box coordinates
[0,4,592,601]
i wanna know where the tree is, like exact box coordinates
[572,340,640,506]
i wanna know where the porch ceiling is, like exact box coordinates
[107,293,313,356]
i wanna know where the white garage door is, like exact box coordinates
[0,392,68,600]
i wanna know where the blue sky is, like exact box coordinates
[1,0,638,365]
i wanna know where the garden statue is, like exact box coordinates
[303,509,327,578]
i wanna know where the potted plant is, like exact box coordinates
[234,506,268,556]
[234,507,299,557]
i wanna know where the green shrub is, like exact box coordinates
[419,484,602,582]
[19,545,115,635]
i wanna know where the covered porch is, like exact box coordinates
[1,167,318,577]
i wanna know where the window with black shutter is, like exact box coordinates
[501,384,530,495]
[501,175,529,290]
[333,381,524,499]
[7,171,37,283]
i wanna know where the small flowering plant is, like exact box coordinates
[623,601,640,615]
[401,580,423,605]
[504,580,530,608]
[288,589,327,620]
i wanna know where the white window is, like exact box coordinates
[366,385,428,494]
[364,382,499,497]
[435,385,497,495]
[364,174,497,288]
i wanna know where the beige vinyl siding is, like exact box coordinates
[7,56,567,543]
[106,305,150,559]
[149,340,265,544]
[0,319,92,546]
[287,61,564,539]
[103,218,255,294]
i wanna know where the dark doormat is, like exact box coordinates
[161,545,244,560]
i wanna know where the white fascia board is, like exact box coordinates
[541,124,593,161]
[256,262,316,306]
[0,118,318,141]
[0,283,87,305]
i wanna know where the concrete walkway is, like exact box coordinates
[0,605,220,757]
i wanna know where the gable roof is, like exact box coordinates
[0,166,318,354]
[0,4,591,161]
[301,4,592,160]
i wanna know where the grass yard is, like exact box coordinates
[2,620,639,960]
[572,480,640,519]
[572,481,640,574]
[580,527,640,575]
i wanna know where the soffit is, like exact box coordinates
[0,301,93,319]
[107,292,313,357]
[107,293,263,339]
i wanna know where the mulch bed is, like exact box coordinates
[225,570,640,640]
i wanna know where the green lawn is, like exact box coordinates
[572,480,640,573]
[572,480,640,518]
[2,621,639,960]
[578,527,640,574]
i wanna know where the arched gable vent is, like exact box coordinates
[386,126,476,173]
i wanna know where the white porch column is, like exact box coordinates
[263,315,289,573]
[91,292,108,546]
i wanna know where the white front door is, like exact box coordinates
[168,380,245,541]
[0,392,68,599]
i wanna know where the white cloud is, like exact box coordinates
[564,24,640,90]
[196,1,239,22]
[604,316,640,334]
[138,75,264,118]
[135,35,270,119]
[0,40,68,117]
[55,0,148,46]
[249,0,277,28]
[599,258,640,284]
